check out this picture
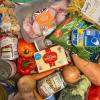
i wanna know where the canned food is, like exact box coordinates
[0,80,16,100]
[0,84,8,100]
[38,71,65,97]
[0,35,18,60]
[45,95,56,100]
[0,59,16,81]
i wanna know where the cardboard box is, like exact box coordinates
[34,45,69,73]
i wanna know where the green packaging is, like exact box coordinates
[48,15,100,61]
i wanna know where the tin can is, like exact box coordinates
[0,35,18,60]
[45,95,56,100]
[0,59,16,81]
[0,80,16,100]
[37,71,65,97]
[0,84,8,100]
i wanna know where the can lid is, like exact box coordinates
[0,60,11,81]
[0,84,8,100]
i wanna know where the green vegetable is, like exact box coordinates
[58,75,91,100]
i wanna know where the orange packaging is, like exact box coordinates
[34,8,56,36]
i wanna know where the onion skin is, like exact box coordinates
[62,65,81,84]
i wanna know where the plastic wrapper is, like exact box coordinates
[68,0,100,29]
[15,0,69,42]
[48,14,100,61]
[0,6,20,34]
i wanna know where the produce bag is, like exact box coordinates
[48,14,100,61]
[15,0,69,42]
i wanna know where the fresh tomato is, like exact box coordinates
[86,85,100,100]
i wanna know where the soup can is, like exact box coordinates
[0,59,16,81]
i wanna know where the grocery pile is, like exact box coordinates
[0,0,100,100]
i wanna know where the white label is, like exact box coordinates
[39,72,65,96]
[81,0,100,25]
[40,82,54,95]
[0,37,18,60]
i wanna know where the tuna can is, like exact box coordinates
[0,80,16,100]
[0,59,16,81]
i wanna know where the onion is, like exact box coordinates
[62,65,81,84]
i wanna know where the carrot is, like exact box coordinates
[32,69,56,80]
[72,54,100,86]
[33,89,43,100]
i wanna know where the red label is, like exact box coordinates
[43,51,57,67]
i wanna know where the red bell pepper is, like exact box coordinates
[18,38,36,58]
[17,57,36,75]
[86,85,100,100]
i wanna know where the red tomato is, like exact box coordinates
[86,85,100,100]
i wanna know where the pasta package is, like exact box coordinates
[68,0,100,29]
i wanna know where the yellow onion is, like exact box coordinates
[62,65,81,84]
